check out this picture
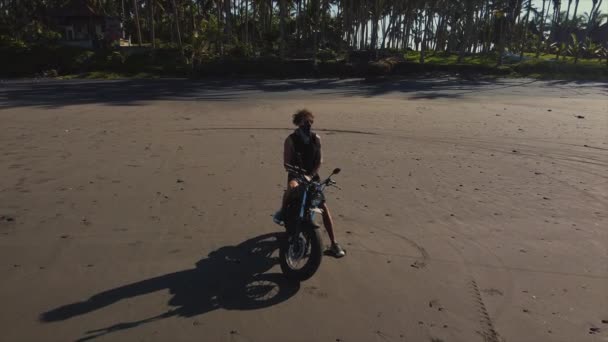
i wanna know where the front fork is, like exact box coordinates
[288,189,320,238]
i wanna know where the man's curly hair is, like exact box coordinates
[292,109,314,126]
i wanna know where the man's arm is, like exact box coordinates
[312,134,322,175]
[284,136,294,169]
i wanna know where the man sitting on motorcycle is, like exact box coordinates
[273,109,346,258]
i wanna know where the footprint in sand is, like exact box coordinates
[482,288,504,296]
[428,299,444,311]
[304,286,328,299]
[1,215,15,223]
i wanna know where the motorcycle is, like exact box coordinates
[279,163,342,281]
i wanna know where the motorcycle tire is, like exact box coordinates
[279,227,323,281]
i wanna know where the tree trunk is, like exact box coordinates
[313,0,319,61]
[352,17,356,49]
[321,0,328,46]
[361,19,367,50]
[279,0,286,57]
[552,0,563,60]
[571,0,579,23]
[415,12,421,51]
[507,0,523,53]
[296,0,301,44]
[584,0,603,46]
[235,0,239,31]
[268,0,273,35]
[420,8,432,64]
[370,0,380,52]
[359,21,363,50]
[565,0,573,23]
[536,0,547,58]
[216,0,222,53]
[345,1,351,48]
[475,7,483,53]
[224,0,232,44]
[171,0,185,61]
[403,10,411,50]
[484,0,492,54]
[149,0,155,48]
[520,0,532,59]
[380,14,387,50]
[544,0,552,53]
[191,2,197,37]
[458,0,474,62]
[133,0,143,46]
[585,0,602,39]
[434,15,444,52]
[245,0,249,45]
[496,16,506,66]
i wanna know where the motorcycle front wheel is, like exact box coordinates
[279,226,323,281]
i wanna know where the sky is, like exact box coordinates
[366,0,605,48]
[532,0,602,19]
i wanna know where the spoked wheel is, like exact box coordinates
[279,227,323,281]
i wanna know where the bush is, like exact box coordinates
[0,35,27,48]
[106,51,125,68]
[152,48,186,70]
[317,48,337,62]
[193,57,318,78]
[348,50,374,63]
[366,57,400,77]
[316,60,353,77]
[122,51,154,72]
[0,41,91,76]
[226,43,253,58]
[41,69,58,77]
[74,50,95,69]
[513,59,607,78]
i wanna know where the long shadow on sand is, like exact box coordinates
[2,77,586,109]
[40,233,298,341]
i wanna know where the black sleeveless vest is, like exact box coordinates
[290,131,320,175]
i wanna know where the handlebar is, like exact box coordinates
[284,163,341,190]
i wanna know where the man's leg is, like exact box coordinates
[282,180,299,210]
[321,203,336,244]
[274,180,299,224]
[321,203,345,257]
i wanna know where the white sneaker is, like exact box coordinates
[329,243,346,258]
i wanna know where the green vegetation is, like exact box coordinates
[0,0,606,80]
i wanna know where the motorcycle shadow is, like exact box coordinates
[39,232,299,341]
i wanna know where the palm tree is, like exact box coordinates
[571,0,580,23]
[148,0,155,48]
[536,0,548,57]
[458,0,476,63]
[133,0,143,45]
[585,0,604,35]
[279,0,286,57]
[171,0,185,60]
[520,0,532,59]
[564,0,572,23]
[224,0,232,45]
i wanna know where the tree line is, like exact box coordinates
[1,0,606,64]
